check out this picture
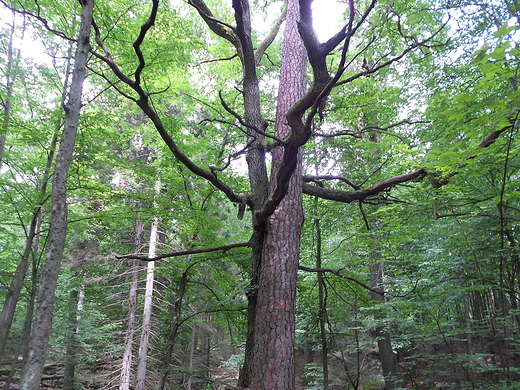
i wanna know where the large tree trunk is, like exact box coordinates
[18,1,93,388]
[249,0,307,388]
[235,0,270,384]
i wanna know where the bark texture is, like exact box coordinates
[234,0,270,384]
[249,0,307,388]
[18,1,93,388]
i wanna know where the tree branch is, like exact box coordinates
[116,241,251,261]
[254,2,287,65]
[188,0,241,54]
[298,265,383,296]
[302,168,427,203]
[218,91,282,143]
[132,0,159,87]
[91,7,246,204]
[478,124,513,148]
[335,20,448,88]
[314,120,430,142]
[303,175,360,190]
[0,0,75,42]
[435,212,520,221]
[200,53,238,64]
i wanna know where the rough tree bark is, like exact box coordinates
[249,1,307,388]
[18,1,93,388]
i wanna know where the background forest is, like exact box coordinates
[0,0,519,389]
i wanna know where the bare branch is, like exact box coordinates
[91,20,136,89]
[432,115,518,188]
[298,265,383,296]
[435,212,520,221]
[314,120,430,142]
[86,65,136,101]
[335,21,449,87]
[321,0,377,55]
[116,241,251,261]
[211,140,253,172]
[133,0,159,87]
[177,307,247,329]
[218,91,282,143]
[314,130,362,138]
[200,53,238,64]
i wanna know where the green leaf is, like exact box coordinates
[471,47,490,65]
[493,23,518,38]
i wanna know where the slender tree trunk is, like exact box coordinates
[364,84,398,389]
[0,213,39,359]
[201,315,211,384]
[368,261,398,390]
[17,251,39,379]
[315,217,329,390]
[156,263,190,390]
[0,131,59,359]
[249,0,307,388]
[135,215,158,390]
[18,1,93,388]
[186,325,197,390]
[119,220,143,390]
[303,336,314,377]
[63,289,79,390]
[77,279,85,327]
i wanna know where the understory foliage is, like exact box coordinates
[0,0,519,389]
